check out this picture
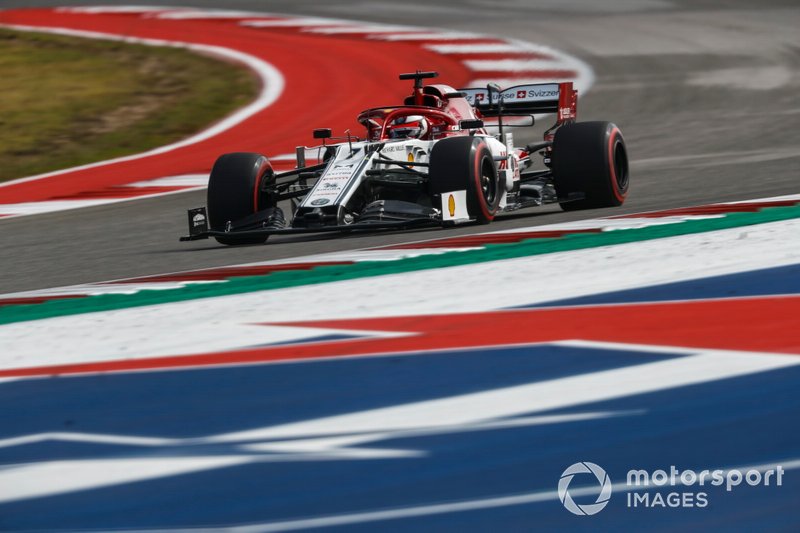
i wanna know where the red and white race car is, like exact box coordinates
[182,71,629,245]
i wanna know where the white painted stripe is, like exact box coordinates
[125,174,208,188]
[723,193,800,204]
[0,282,223,299]
[464,59,567,71]
[372,32,485,41]
[0,186,205,218]
[424,43,522,54]
[209,351,799,442]
[306,25,424,35]
[56,6,172,14]
[154,10,273,19]
[0,199,117,216]
[0,310,409,369]
[0,412,623,453]
[239,411,633,454]
[292,249,459,262]
[0,431,178,449]
[0,25,284,190]
[0,456,253,504]
[240,18,353,28]
[219,458,800,531]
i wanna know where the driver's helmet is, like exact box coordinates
[387,115,429,139]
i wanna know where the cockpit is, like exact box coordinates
[358,107,460,141]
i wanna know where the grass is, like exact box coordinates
[0,28,260,182]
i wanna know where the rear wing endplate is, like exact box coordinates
[459,81,577,122]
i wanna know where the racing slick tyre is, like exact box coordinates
[552,121,629,211]
[429,136,500,224]
[207,152,275,245]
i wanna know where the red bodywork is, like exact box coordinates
[357,84,482,141]
[357,81,578,145]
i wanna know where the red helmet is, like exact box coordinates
[388,115,429,139]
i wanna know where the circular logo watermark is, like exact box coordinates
[559,462,612,515]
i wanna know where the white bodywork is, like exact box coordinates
[299,134,518,223]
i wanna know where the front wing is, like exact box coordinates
[180,213,438,242]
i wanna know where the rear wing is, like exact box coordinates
[459,81,577,122]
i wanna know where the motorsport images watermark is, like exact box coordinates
[558,462,785,515]
[558,462,612,515]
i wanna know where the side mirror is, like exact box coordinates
[486,83,505,134]
[486,83,502,96]
[459,119,484,130]
[313,128,332,139]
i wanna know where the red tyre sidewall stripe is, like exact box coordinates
[607,126,626,203]
[474,141,494,221]
[252,158,269,213]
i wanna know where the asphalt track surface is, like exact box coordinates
[0,0,798,293]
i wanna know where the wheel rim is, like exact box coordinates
[480,157,497,205]
[613,140,629,191]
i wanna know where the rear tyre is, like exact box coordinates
[552,121,629,211]
[207,152,274,245]
[429,136,500,224]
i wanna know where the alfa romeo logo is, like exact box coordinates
[558,462,612,515]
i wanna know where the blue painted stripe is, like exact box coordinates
[516,263,800,308]
[0,345,683,441]
[246,333,366,348]
[1,345,797,531]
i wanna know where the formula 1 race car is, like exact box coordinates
[181,71,629,245]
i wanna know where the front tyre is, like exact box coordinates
[429,136,500,224]
[207,152,274,245]
[552,121,629,211]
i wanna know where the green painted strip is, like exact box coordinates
[3,205,799,325]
